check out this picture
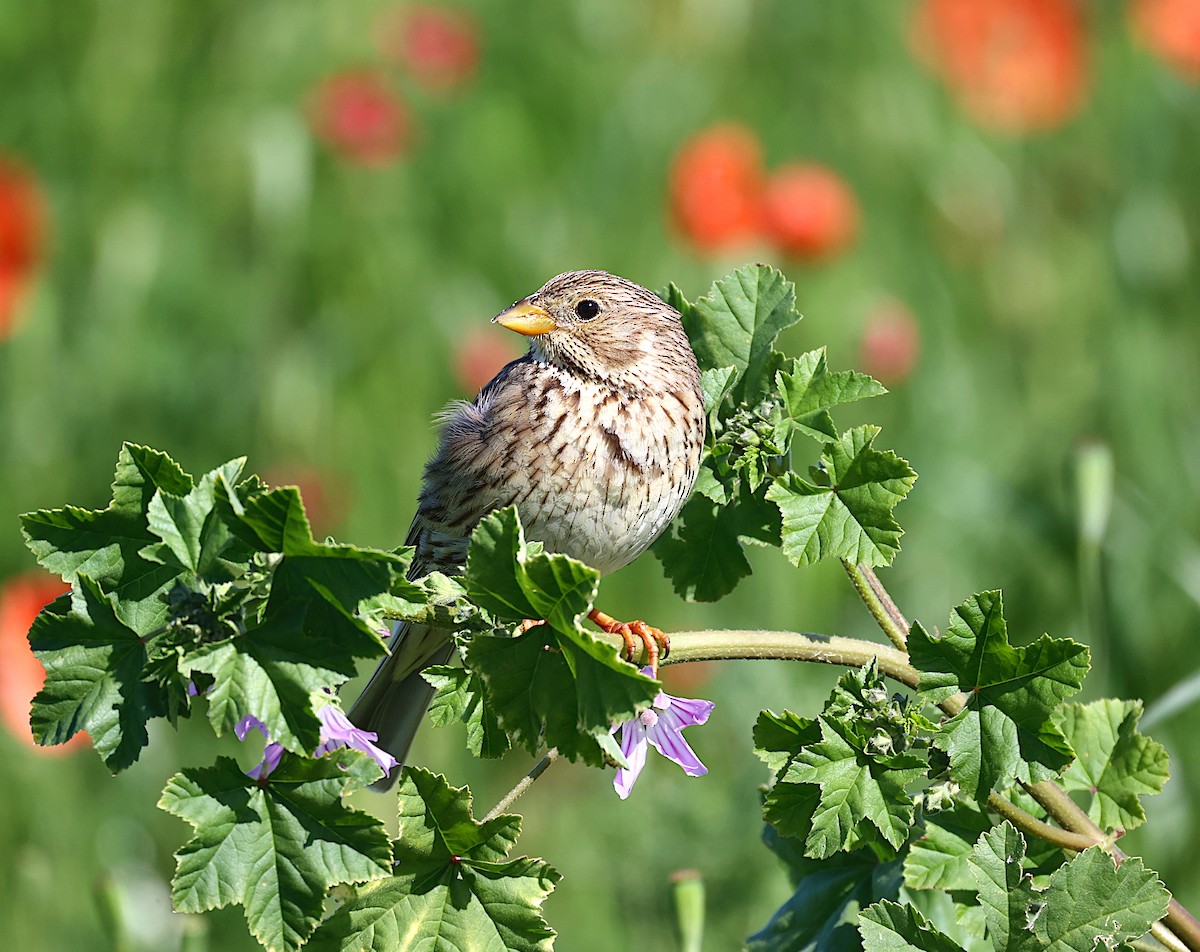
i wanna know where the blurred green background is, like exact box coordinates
[2,0,1199,949]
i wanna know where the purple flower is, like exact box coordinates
[612,668,714,799]
[235,705,398,781]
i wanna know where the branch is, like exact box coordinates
[483,749,559,822]
[842,560,909,650]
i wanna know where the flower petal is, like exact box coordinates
[235,714,268,742]
[248,742,284,780]
[661,695,714,728]
[646,719,708,777]
[314,704,398,775]
[613,722,649,799]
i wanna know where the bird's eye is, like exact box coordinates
[574,299,601,321]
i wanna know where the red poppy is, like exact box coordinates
[377,4,480,94]
[761,163,859,261]
[0,573,88,753]
[1132,0,1200,82]
[0,157,45,341]
[859,300,920,386]
[307,70,411,167]
[669,123,764,254]
[910,0,1088,133]
[452,327,523,395]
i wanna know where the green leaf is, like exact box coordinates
[307,769,560,952]
[466,623,653,765]
[756,710,825,847]
[1057,699,1169,832]
[465,507,596,629]
[903,801,992,891]
[423,665,512,759]
[653,495,752,602]
[785,715,925,858]
[858,900,966,952]
[28,575,165,770]
[909,592,1090,801]
[968,822,1042,952]
[141,458,249,579]
[779,349,887,443]
[1034,848,1169,952]
[968,823,1170,952]
[461,508,659,763]
[159,752,392,952]
[20,443,196,634]
[767,426,916,567]
[749,844,904,952]
[181,603,337,753]
[699,364,738,422]
[682,264,803,401]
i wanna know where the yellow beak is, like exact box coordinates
[493,301,557,337]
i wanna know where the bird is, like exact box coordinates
[348,270,706,790]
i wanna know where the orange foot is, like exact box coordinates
[588,608,670,674]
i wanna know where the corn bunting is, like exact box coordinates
[349,270,705,788]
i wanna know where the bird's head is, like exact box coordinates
[492,270,696,394]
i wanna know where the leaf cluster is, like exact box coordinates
[750,591,1172,952]
[655,265,914,600]
[20,444,412,768]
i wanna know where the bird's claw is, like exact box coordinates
[587,609,669,675]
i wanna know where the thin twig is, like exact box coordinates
[483,749,559,822]
[842,560,909,650]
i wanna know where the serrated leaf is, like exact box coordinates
[755,710,825,847]
[159,752,392,952]
[1035,848,1169,952]
[141,458,249,578]
[461,509,659,764]
[1057,700,1168,832]
[909,592,1090,801]
[465,507,596,629]
[307,768,560,952]
[969,823,1170,952]
[653,495,752,602]
[700,364,738,421]
[682,264,803,401]
[423,665,512,759]
[749,848,904,952]
[968,822,1042,952]
[27,575,165,770]
[780,349,888,443]
[20,443,197,634]
[466,623,654,765]
[858,900,966,952]
[181,602,340,753]
[767,426,916,567]
[904,801,992,891]
[785,715,925,857]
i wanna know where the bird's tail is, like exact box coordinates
[348,620,454,792]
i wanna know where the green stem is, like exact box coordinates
[842,560,909,650]
[483,749,558,822]
[600,628,917,687]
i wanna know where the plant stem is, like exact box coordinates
[842,560,909,650]
[599,628,918,687]
[985,791,1097,853]
[483,749,558,822]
